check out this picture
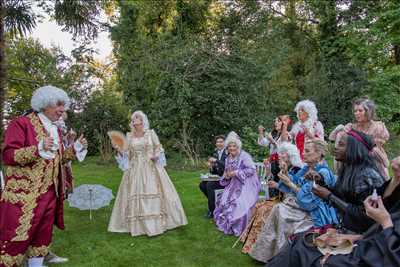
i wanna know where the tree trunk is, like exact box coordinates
[394,44,400,65]
[0,0,6,168]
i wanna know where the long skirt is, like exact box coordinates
[248,196,313,263]
[108,159,187,236]
[240,199,278,253]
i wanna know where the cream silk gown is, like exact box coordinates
[108,129,187,236]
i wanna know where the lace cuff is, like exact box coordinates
[116,152,129,172]
[74,141,88,162]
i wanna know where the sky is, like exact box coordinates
[29,9,113,63]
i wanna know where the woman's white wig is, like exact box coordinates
[31,85,70,111]
[278,142,304,168]
[130,110,150,130]
[294,99,318,121]
[225,131,242,149]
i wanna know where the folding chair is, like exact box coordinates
[255,162,270,200]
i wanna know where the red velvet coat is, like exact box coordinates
[0,112,75,241]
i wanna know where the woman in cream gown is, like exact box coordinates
[108,111,187,236]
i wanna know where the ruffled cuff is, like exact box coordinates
[157,151,167,167]
[74,141,88,162]
[38,140,55,160]
[115,152,129,172]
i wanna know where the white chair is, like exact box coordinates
[214,162,270,205]
[255,162,270,200]
[214,188,224,206]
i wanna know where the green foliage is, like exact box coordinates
[6,37,109,119]
[240,126,267,162]
[112,0,305,159]
[113,0,397,160]
[71,90,129,156]
[5,0,105,40]
[4,0,37,37]
[337,0,400,134]
[1,0,109,144]
[7,0,400,162]
[149,38,270,155]
[6,37,71,118]
[303,58,368,129]
[369,67,400,134]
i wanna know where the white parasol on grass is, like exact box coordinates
[68,184,114,220]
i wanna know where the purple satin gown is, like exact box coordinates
[213,150,260,236]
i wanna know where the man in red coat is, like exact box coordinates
[0,86,87,267]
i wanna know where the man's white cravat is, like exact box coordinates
[38,113,60,160]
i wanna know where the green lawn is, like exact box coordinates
[51,157,259,267]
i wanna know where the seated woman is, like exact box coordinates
[266,168,400,267]
[314,129,386,233]
[241,142,303,253]
[213,132,260,236]
[249,139,338,263]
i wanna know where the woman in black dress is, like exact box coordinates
[265,152,400,267]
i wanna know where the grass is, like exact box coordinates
[51,157,259,267]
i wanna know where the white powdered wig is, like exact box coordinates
[225,131,242,149]
[278,142,304,168]
[31,85,70,111]
[130,110,150,130]
[294,99,318,122]
[328,124,345,142]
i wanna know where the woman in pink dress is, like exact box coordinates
[330,97,390,179]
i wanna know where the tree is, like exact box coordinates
[338,0,400,133]
[72,88,129,160]
[0,0,108,153]
[5,37,107,119]
[111,0,301,162]
[111,0,400,163]
[6,37,66,118]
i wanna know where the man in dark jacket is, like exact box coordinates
[199,135,228,218]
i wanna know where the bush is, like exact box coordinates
[70,90,130,160]
[240,126,267,162]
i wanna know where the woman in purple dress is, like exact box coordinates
[214,132,261,236]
